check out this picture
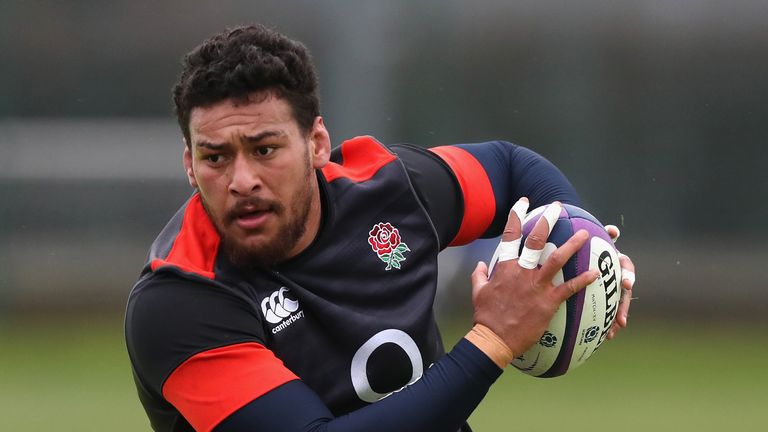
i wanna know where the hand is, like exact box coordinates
[471,198,599,357]
[603,225,636,340]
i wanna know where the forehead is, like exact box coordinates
[189,94,297,142]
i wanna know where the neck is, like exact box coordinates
[285,174,323,259]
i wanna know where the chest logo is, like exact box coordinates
[261,287,303,333]
[368,222,410,270]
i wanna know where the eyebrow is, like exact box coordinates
[195,130,286,149]
[196,141,226,150]
[243,130,286,144]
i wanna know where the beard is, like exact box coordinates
[202,159,314,270]
[221,192,311,270]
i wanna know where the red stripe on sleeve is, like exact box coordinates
[162,342,299,432]
[322,136,397,183]
[151,194,220,279]
[429,146,496,246]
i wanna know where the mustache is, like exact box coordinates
[224,197,283,224]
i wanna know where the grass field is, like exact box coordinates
[1,316,765,431]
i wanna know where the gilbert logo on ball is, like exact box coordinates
[490,203,622,378]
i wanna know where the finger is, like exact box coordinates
[471,261,489,303]
[501,197,529,241]
[489,198,529,275]
[538,229,589,282]
[519,202,561,270]
[510,197,529,228]
[615,287,632,327]
[617,253,636,325]
[608,321,621,340]
[605,224,621,243]
[622,270,636,288]
[555,268,599,302]
[620,253,636,289]
[488,239,521,277]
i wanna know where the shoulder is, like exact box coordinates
[321,136,400,183]
[126,272,266,393]
[126,271,263,348]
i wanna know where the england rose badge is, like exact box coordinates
[368,222,410,270]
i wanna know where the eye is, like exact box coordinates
[255,147,275,157]
[206,154,221,163]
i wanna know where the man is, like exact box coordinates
[125,24,635,432]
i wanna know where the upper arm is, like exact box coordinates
[390,144,463,249]
[393,141,581,248]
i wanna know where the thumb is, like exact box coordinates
[471,261,489,303]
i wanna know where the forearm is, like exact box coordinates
[215,338,502,432]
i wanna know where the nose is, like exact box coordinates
[228,154,261,196]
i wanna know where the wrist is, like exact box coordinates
[464,324,515,369]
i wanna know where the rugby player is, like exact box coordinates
[125,24,635,432]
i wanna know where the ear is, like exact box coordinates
[309,116,331,169]
[183,145,199,188]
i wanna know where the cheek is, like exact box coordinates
[198,188,224,219]
[275,164,311,200]
[194,164,228,192]
[194,169,229,214]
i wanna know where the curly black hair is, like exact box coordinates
[172,24,320,144]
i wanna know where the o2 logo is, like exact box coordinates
[350,329,423,403]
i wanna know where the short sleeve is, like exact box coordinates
[126,272,298,431]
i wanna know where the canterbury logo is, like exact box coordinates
[261,287,300,324]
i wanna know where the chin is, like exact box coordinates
[222,236,288,269]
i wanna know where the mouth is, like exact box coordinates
[237,210,272,230]
[229,204,275,231]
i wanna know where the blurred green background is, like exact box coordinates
[1,317,766,431]
[1,1,766,431]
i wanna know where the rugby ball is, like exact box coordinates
[491,203,622,377]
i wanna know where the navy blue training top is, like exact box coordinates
[125,137,580,432]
